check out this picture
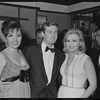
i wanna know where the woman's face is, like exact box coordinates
[6,29,22,49]
[65,33,81,53]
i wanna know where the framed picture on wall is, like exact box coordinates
[79,20,90,31]
[37,15,47,28]
[72,15,93,29]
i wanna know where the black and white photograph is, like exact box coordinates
[0,0,99,99]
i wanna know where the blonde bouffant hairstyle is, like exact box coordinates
[63,28,86,53]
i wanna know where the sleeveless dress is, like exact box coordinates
[58,53,89,98]
[0,52,31,98]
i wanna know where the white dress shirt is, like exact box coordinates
[41,41,55,84]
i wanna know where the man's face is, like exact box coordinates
[36,32,43,45]
[42,26,58,46]
[89,23,97,32]
[96,31,100,46]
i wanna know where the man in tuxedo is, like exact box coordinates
[23,21,65,98]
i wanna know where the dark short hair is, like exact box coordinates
[35,28,42,37]
[1,18,22,37]
[41,21,58,33]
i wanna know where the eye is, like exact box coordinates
[46,30,52,34]
[7,34,13,37]
[73,40,76,42]
[66,40,69,42]
[17,33,22,37]
[48,31,52,34]
[73,40,78,42]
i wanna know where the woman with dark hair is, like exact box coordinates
[0,18,31,98]
[57,28,97,98]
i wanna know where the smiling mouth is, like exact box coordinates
[69,46,74,49]
[12,42,19,45]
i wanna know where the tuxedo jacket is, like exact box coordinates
[23,44,65,98]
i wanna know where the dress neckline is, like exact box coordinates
[2,51,25,67]
[66,54,78,68]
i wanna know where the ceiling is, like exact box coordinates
[36,0,100,6]
[38,0,82,5]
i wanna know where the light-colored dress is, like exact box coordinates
[58,53,89,98]
[0,52,31,98]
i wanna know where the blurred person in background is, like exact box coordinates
[89,21,99,50]
[35,28,43,45]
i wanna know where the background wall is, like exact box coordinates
[0,5,18,42]
[3,2,100,31]
[0,4,37,41]
[38,11,69,32]
[1,2,100,38]
[3,2,100,13]
[20,7,37,39]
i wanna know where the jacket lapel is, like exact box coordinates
[51,49,58,82]
[38,45,48,83]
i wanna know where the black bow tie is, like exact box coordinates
[45,46,55,53]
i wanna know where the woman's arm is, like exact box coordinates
[81,57,97,98]
[0,52,6,76]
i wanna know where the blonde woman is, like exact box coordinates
[57,28,97,98]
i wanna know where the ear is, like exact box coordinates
[41,31,44,37]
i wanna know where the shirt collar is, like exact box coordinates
[41,41,54,52]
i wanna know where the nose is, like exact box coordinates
[69,41,73,47]
[53,32,57,37]
[69,41,72,45]
[13,35,17,41]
